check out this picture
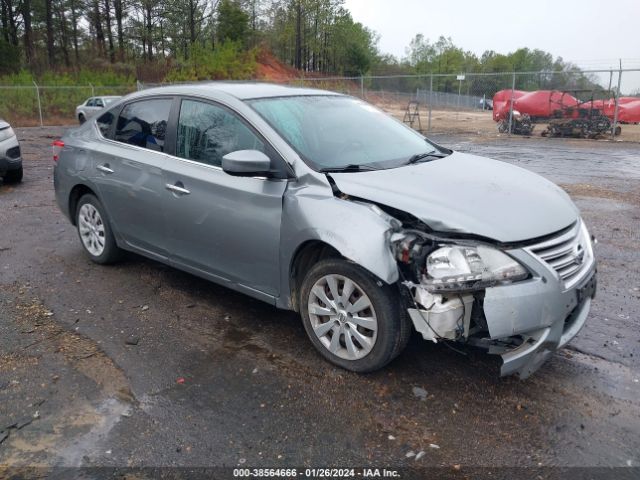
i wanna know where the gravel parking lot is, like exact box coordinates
[1,127,639,474]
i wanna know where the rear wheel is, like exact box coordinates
[299,258,410,373]
[3,167,23,183]
[78,113,86,124]
[76,193,122,264]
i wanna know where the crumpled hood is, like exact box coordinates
[330,151,578,243]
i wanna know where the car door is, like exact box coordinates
[92,98,105,116]
[162,98,289,299]
[92,97,173,259]
[82,98,95,116]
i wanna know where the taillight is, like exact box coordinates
[52,140,64,162]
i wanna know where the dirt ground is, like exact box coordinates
[374,100,640,143]
[0,127,639,478]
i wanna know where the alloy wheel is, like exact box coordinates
[307,274,378,360]
[78,203,106,257]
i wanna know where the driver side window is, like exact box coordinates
[176,99,265,167]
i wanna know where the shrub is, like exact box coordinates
[166,42,258,82]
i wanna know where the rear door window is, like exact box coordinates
[115,99,172,152]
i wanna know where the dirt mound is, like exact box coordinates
[255,50,301,83]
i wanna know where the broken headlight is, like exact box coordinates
[424,245,529,291]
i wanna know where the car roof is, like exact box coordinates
[130,82,340,101]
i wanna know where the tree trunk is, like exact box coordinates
[104,0,115,62]
[313,13,317,71]
[45,0,54,65]
[22,0,33,64]
[145,4,152,60]
[113,0,124,60]
[2,0,19,46]
[70,0,80,64]
[188,0,195,44]
[159,18,165,57]
[93,0,105,57]
[294,0,301,70]
[56,2,70,66]
[182,18,188,58]
[1,0,9,43]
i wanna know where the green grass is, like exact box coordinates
[0,69,137,126]
[0,45,259,125]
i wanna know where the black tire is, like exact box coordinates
[75,193,122,264]
[78,113,86,124]
[299,258,411,373]
[3,167,23,183]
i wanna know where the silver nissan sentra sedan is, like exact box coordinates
[53,83,597,378]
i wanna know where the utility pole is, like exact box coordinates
[611,59,622,140]
[507,72,516,136]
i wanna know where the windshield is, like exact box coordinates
[247,95,443,171]
[104,97,120,105]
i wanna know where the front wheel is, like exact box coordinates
[76,193,122,264]
[299,258,410,373]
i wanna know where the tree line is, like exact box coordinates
[0,0,378,77]
[0,0,601,91]
[379,35,602,94]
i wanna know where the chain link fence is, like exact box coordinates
[1,69,639,142]
[289,69,640,142]
[0,84,137,127]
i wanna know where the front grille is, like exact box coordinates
[6,146,21,159]
[527,221,593,289]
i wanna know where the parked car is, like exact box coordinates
[479,98,493,110]
[76,96,122,124]
[0,119,22,183]
[53,83,596,379]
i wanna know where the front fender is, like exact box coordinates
[278,182,399,309]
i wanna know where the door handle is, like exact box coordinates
[96,164,114,174]
[165,183,191,195]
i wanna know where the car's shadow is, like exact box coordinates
[106,250,520,390]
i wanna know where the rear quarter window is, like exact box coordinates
[96,110,116,139]
[114,99,172,152]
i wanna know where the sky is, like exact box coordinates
[343,0,640,93]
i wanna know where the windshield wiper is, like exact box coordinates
[319,164,378,173]
[406,151,449,165]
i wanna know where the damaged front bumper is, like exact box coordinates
[483,248,597,379]
[406,223,597,379]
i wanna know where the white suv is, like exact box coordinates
[0,119,22,183]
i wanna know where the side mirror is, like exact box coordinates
[222,150,271,176]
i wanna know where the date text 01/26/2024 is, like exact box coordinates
[233,468,400,478]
